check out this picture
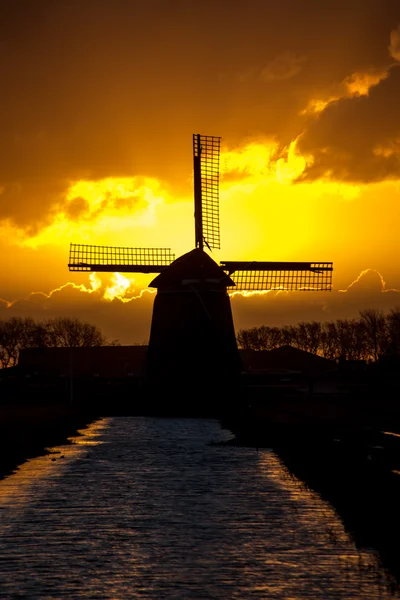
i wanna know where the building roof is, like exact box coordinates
[239,345,336,373]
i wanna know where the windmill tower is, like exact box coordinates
[68,134,333,400]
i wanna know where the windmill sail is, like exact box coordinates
[68,244,175,273]
[220,261,333,291]
[193,134,221,251]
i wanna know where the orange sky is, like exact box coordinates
[1,0,400,344]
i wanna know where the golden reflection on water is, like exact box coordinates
[0,418,108,508]
[258,449,394,595]
[67,418,111,445]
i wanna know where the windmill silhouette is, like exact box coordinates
[68,134,333,396]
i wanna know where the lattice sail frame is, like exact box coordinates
[68,244,175,273]
[220,261,333,291]
[193,134,221,250]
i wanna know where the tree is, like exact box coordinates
[0,317,39,368]
[237,327,264,350]
[237,325,284,351]
[235,311,393,362]
[349,319,369,361]
[386,307,400,356]
[43,317,106,347]
[359,308,386,361]
[294,321,322,354]
[0,316,106,368]
[280,325,297,347]
[320,321,339,360]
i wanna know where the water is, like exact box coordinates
[0,416,397,599]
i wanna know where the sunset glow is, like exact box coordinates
[1,1,399,344]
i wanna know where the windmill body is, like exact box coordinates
[68,134,333,399]
[146,248,241,395]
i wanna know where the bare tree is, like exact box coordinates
[0,317,39,368]
[43,317,106,347]
[359,308,387,361]
[0,317,106,367]
[280,325,297,347]
[349,319,369,361]
[294,321,322,354]
[320,321,339,360]
[236,326,272,350]
[235,308,400,363]
[252,325,283,350]
[386,307,400,356]
[236,328,257,350]
[253,325,270,350]
[0,319,12,368]
[269,326,282,349]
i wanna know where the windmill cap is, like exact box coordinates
[149,248,235,289]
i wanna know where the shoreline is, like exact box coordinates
[0,403,99,479]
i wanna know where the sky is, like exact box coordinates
[1,0,400,344]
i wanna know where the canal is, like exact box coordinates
[0,416,397,599]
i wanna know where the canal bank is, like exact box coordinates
[0,402,99,479]
[275,437,400,590]
[220,408,400,592]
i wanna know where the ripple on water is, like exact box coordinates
[0,416,397,599]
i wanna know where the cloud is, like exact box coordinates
[237,53,306,85]
[389,23,400,61]
[338,268,400,294]
[1,0,400,244]
[0,178,70,235]
[0,268,399,345]
[260,52,306,82]
[296,64,400,182]
[65,197,90,221]
[1,176,171,248]
[344,69,390,96]
[292,22,400,183]
[63,178,168,224]
[302,67,390,116]
[220,137,312,186]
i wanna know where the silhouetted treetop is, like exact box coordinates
[236,307,400,362]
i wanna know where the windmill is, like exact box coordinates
[68,134,333,398]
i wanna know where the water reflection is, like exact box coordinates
[0,419,108,509]
[0,417,397,599]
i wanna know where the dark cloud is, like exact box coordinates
[1,0,400,231]
[0,178,69,234]
[297,64,400,182]
[66,197,90,221]
[389,24,400,60]
[259,53,306,82]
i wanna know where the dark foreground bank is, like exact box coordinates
[0,403,98,479]
[219,409,400,592]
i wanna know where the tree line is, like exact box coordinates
[2,308,400,369]
[236,308,400,362]
[0,317,110,369]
